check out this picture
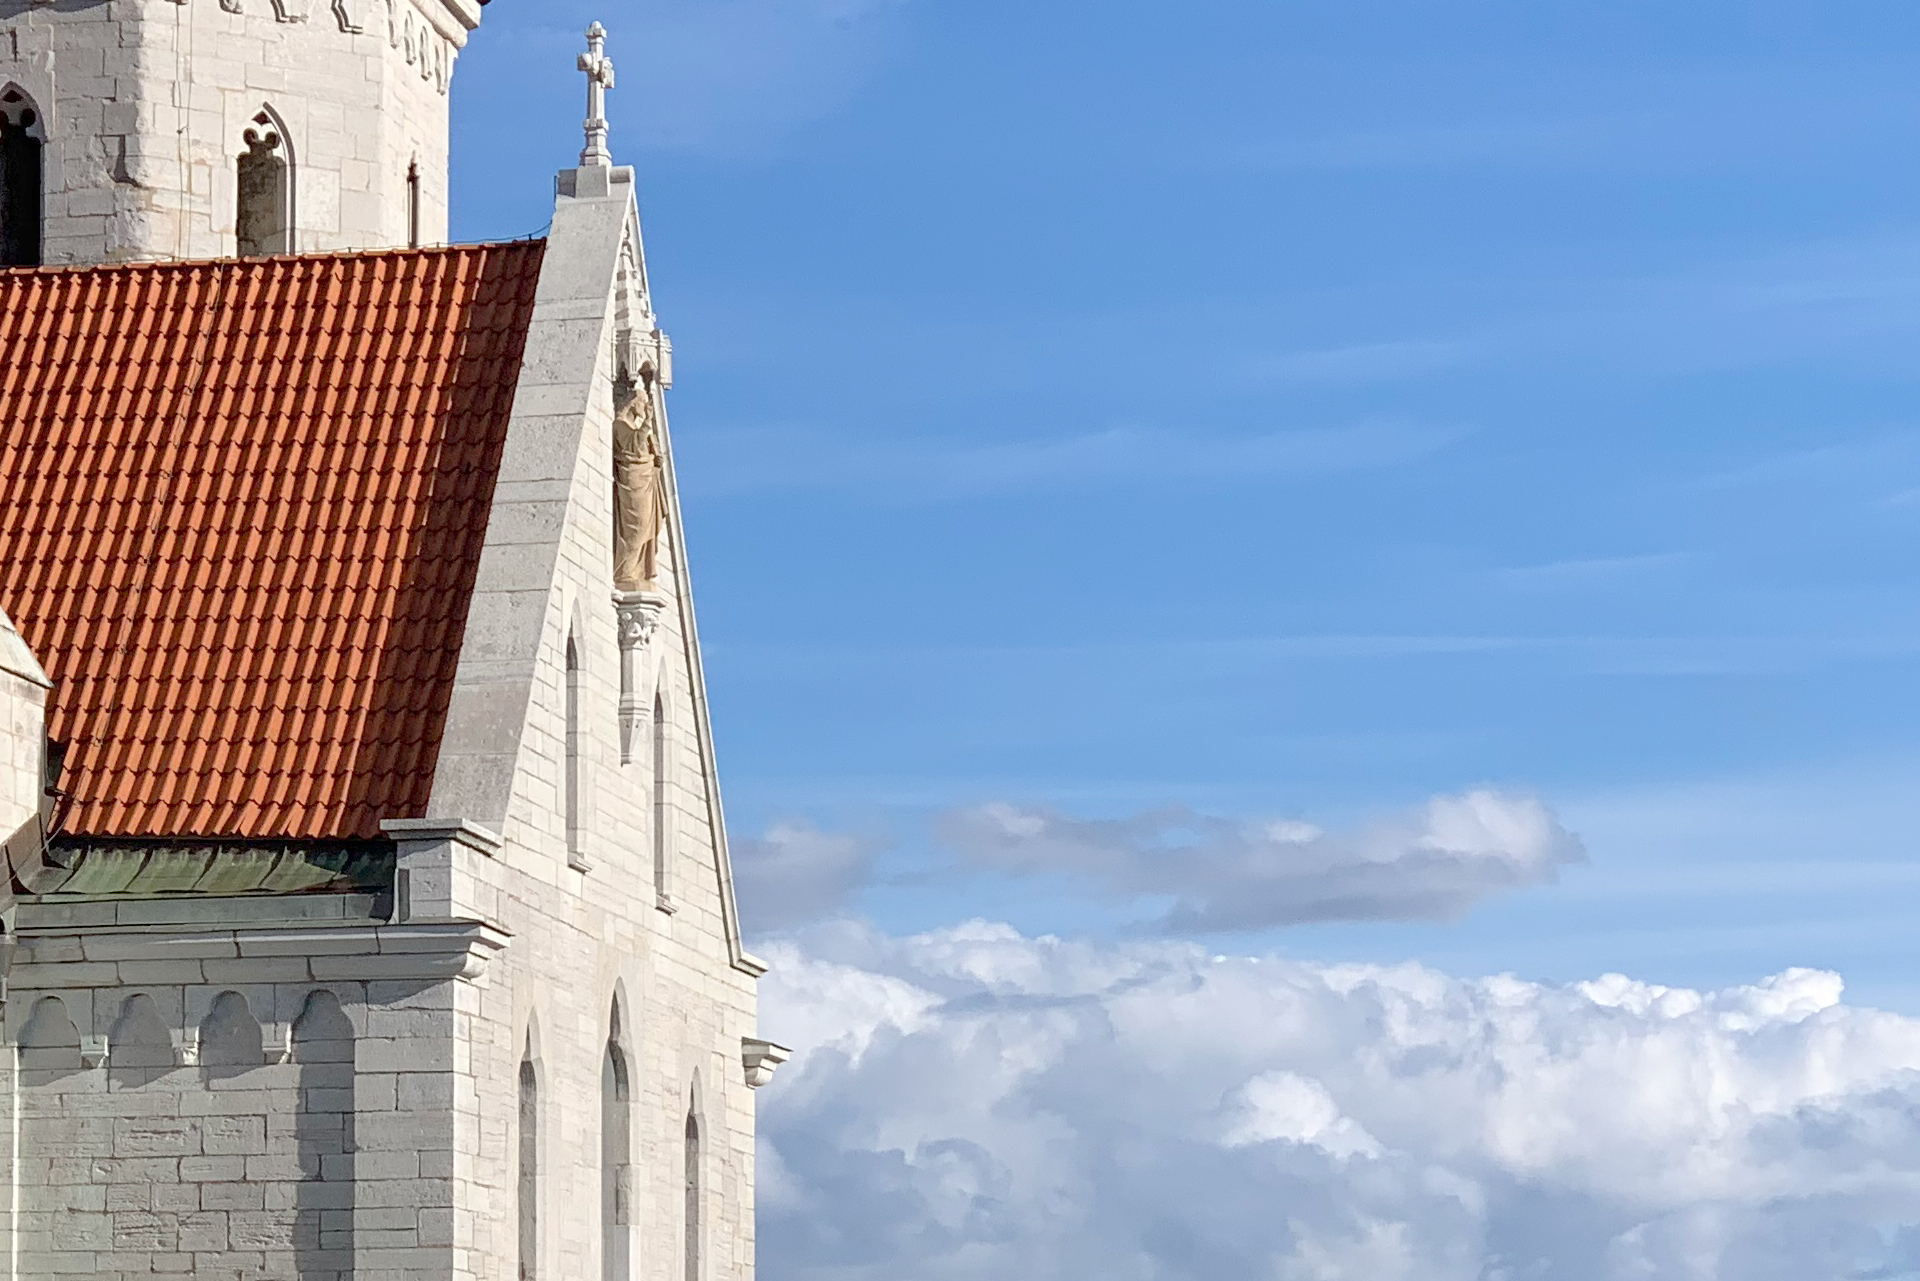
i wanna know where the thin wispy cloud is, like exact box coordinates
[733,821,886,932]
[681,419,1461,501]
[1688,430,1920,494]
[1230,340,1468,387]
[1216,114,1635,172]
[937,790,1584,933]
[1494,552,1688,583]
[1497,235,1920,379]
[733,792,1584,936]
[713,629,1920,676]
[1204,73,1920,177]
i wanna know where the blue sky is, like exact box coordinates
[454,0,1920,1008]
[450,5,1920,1274]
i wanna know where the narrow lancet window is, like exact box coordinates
[0,88,44,267]
[652,690,668,906]
[684,1104,703,1281]
[519,1049,539,1281]
[566,635,583,862]
[602,1007,632,1281]
[237,110,292,257]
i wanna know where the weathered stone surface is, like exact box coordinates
[0,0,477,264]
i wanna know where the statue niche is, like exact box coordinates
[611,375,665,592]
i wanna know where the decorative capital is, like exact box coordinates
[742,1038,792,1089]
[614,590,667,652]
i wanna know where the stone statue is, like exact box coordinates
[612,378,665,592]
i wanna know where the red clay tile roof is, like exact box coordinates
[0,241,546,841]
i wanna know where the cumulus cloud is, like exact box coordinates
[732,821,883,933]
[936,789,1584,933]
[755,923,1920,1281]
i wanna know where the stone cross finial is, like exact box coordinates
[577,22,616,168]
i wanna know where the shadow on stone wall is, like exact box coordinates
[199,990,266,1082]
[293,990,356,1281]
[16,993,83,1087]
[108,993,175,1091]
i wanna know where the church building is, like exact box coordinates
[0,4,783,1280]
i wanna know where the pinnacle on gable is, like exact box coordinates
[578,21,617,169]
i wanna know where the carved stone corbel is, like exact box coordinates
[614,590,666,764]
[79,1035,108,1069]
[742,1038,791,1088]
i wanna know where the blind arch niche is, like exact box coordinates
[237,104,296,257]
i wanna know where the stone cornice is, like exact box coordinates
[10,918,512,987]
[434,0,482,34]
[381,818,503,858]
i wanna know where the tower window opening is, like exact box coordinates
[0,88,44,268]
[407,160,421,249]
[237,111,292,257]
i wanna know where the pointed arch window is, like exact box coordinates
[519,1041,540,1281]
[653,688,671,910]
[0,87,44,267]
[237,108,293,257]
[602,1003,632,1281]
[684,1100,703,1281]
[566,633,585,865]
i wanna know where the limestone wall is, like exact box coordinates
[4,981,366,1281]
[418,167,763,1281]
[0,0,477,264]
[0,913,510,1281]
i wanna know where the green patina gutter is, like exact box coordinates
[26,839,395,901]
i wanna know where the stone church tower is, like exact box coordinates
[0,10,784,1281]
[0,0,474,264]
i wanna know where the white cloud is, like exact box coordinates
[936,790,1584,932]
[756,923,1920,1280]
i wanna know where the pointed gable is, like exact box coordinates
[0,241,546,841]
